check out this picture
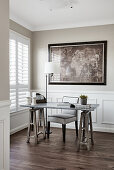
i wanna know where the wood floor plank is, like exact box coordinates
[10,128,114,170]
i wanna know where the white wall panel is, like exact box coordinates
[10,110,29,135]
[0,121,4,169]
[102,100,114,124]
[11,90,114,135]
[32,90,114,133]
[0,100,10,170]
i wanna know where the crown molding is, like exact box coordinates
[32,21,114,31]
[10,16,114,32]
[10,16,34,31]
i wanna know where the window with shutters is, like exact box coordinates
[9,30,30,113]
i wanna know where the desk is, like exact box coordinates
[21,102,99,150]
[22,102,98,130]
[21,102,98,132]
[22,102,98,111]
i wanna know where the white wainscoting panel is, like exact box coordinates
[10,109,29,135]
[32,90,114,133]
[102,100,114,124]
[0,121,4,169]
[0,100,10,170]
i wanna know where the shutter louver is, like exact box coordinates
[9,36,17,112]
[9,31,30,113]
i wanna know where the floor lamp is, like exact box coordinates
[44,62,59,133]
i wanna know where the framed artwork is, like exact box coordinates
[48,41,107,85]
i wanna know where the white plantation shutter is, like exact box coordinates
[9,31,30,113]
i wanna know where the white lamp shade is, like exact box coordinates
[44,62,60,74]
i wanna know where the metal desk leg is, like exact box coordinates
[77,111,93,151]
[45,108,52,137]
[75,112,78,137]
[77,112,83,151]
[89,112,94,145]
[85,113,90,151]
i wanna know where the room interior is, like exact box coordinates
[0,0,114,169]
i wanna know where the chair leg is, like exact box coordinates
[62,124,66,143]
[47,121,50,139]
[33,111,38,144]
[75,120,78,137]
[37,110,40,133]
[27,110,32,143]
[82,115,85,142]
[42,109,46,139]
[31,111,34,131]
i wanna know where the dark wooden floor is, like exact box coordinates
[10,128,114,170]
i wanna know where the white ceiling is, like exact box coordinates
[10,0,114,31]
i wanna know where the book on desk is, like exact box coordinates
[57,102,76,108]
[57,102,91,109]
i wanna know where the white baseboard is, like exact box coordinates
[50,123,114,133]
[10,123,28,135]
[93,127,114,133]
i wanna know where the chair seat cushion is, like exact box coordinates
[62,110,76,115]
[48,114,75,119]
[48,114,77,124]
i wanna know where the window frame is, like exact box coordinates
[9,29,30,113]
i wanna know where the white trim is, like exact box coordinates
[10,109,29,117]
[10,18,114,31]
[32,89,114,95]
[0,100,10,108]
[102,99,114,125]
[10,123,28,135]
[0,100,10,170]
[32,22,114,31]
[50,123,114,133]
[93,127,114,133]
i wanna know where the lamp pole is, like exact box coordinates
[44,62,59,135]
[45,74,48,133]
[46,74,47,101]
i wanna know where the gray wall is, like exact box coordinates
[10,20,32,39]
[0,0,9,100]
[9,20,33,89]
[32,24,114,92]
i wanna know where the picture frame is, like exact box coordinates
[48,41,107,85]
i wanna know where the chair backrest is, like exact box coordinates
[62,96,79,115]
